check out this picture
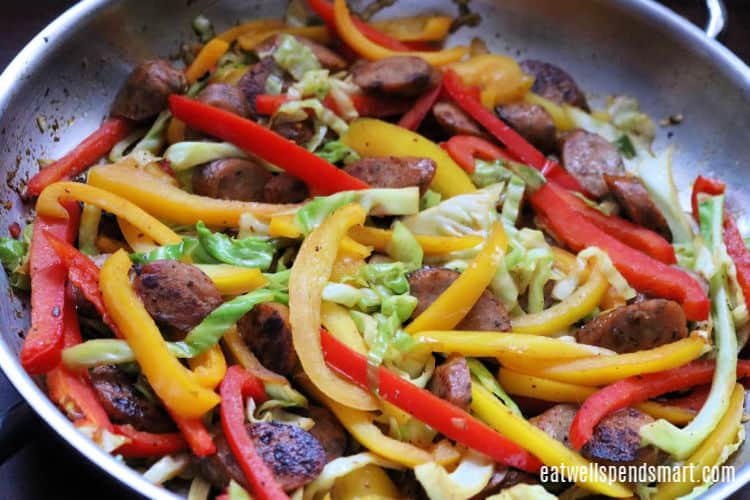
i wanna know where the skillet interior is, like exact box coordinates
[0,0,748,497]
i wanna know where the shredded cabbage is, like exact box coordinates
[606,95,656,142]
[192,15,215,42]
[467,359,521,416]
[164,141,248,171]
[273,34,321,80]
[387,221,423,270]
[227,480,251,500]
[142,454,190,484]
[276,98,349,136]
[471,159,512,188]
[108,127,147,162]
[327,78,359,120]
[675,426,745,500]
[187,476,211,500]
[303,453,402,500]
[315,140,360,164]
[414,449,495,500]
[420,189,442,210]
[196,221,277,270]
[77,425,129,453]
[133,111,171,155]
[501,174,526,226]
[578,247,637,301]
[292,69,330,100]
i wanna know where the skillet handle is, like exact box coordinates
[704,0,727,39]
[0,399,38,464]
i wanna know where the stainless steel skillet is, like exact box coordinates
[0,0,748,498]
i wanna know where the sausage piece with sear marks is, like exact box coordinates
[520,60,589,111]
[306,406,348,463]
[238,57,285,116]
[581,408,665,468]
[192,158,272,202]
[133,260,222,333]
[428,355,472,410]
[529,403,578,448]
[237,302,299,376]
[111,60,187,121]
[432,101,486,138]
[195,83,251,118]
[343,156,436,195]
[576,299,687,354]
[496,102,557,154]
[90,365,175,433]
[408,267,512,332]
[264,173,310,204]
[352,56,440,97]
[558,129,625,198]
[604,174,672,241]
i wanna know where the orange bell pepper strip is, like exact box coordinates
[100,250,221,419]
[222,326,288,385]
[237,26,331,51]
[188,344,228,389]
[371,16,453,42]
[288,203,378,411]
[185,38,230,83]
[217,19,286,43]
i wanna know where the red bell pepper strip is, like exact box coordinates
[169,411,216,457]
[170,95,368,195]
[27,117,132,196]
[397,78,443,131]
[255,94,290,116]
[320,329,542,473]
[43,231,122,337]
[114,424,187,458]
[21,202,81,374]
[549,183,676,264]
[530,183,709,320]
[691,176,750,312]
[663,384,711,412]
[442,70,589,195]
[306,0,413,51]
[219,365,288,500]
[441,135,515,174]
[569,360,750,450]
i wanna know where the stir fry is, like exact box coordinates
[4,0,749,498]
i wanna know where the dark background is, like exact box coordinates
[0,1,748,499]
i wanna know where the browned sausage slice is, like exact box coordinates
[352,56,439,97]
[581,408,665,467]
[428,355,472,410]
[195,430,245,490]
[195,83,251,118]
[237,302,299,376]
[133,260,222,332]
[90,365,175,433]
[408,267,511,331]
[432,101,486,138]
[238,57,284,116]
[192,158,272,202]
[343,156,436,195]
[307,406,348,463]
[528,403,578,448]
[520,60,589,110]
[576,299,687,354]
[111,60,187,121]
[255,35,347,72]
[559,130,625,198]
[472,467,539,499]
[496,102,557,154]
[604,175,671,241]
[271,119,315,147]
[264,173,310,204]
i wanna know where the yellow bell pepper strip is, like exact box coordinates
[497,368,695,425]
[498,334,708,386]
[195,265,268,296]
[320,301,369,354]
[417,331,614,359]
[332,0,467,66]
[188,344,227,389]
[87,161,296,227]
[237,25,331,51]
[342,118,476,198]
[166,118,186,145]
[371,16,453,42]
[288,203,378,411]
[348,225,483,256]
[267,214,372,259]
[552,246,626,312]
[36,180,182,246]
[99,250,220,418]
[117,217,158,253]
[471,383,632,498]
[524,92,576,131]
[450,55,535,108]
[96,235,129,253]
[216,18,286,43]
[330,253,365,282]
[510,266,608,335]
[652,384,745,500]
[222,326,288,385]
[185,38,230,83]
[330,463,400,500]
[406,221,507,333]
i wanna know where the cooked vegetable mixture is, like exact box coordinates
[6,0,750,498]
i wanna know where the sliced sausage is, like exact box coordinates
[238,57,284,115]
[529,403,578,448]
[89,365,174,433]
[343,156,436,195]
[496,102,557,154]
[256,35,347,72]
[408,267,512,332]
[237,302,298,376]
[558,130,625,198]
[197,423,326,492]
[133,260,222,332]
[352,56,439,97]
[520,60,589,111]
[271,119,315,147]
[195,83,250,118]
[432,101,485,138]
[604,175,671,241]
[307,406,348,463]
[428,355,472,410]
[581,408,665,467]
[192,158,272,202]
[472,467,539,499]
[264,173,310,204]
[111,60,187,121]
[576,299,687,354]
